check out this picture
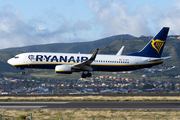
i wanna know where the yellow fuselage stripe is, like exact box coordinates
[56,70,71,72]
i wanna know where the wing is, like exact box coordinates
[72,48,99,71]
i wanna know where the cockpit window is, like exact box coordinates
[14,56,19,59]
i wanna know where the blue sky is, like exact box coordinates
[0,0,179,49]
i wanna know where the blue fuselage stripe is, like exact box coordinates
[14,62,162,72]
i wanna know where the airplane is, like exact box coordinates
[7,27,171,78]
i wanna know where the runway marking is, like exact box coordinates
[0,102,180,110]
[0,106,45,109]
[55,108,180,110]
[0,102,70,104]
[0,102,70,109]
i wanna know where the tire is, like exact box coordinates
[87,73,92,77]
[81,74,86,78]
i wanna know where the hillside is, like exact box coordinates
[0,34,135,53]
[0,35,179,81]
[98,36,179,66]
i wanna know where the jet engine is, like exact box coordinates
[55,65,72,74]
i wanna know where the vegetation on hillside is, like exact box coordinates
[0,35,179,81]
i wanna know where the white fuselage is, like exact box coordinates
[7,52,163,72]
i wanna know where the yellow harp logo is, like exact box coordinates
[151,39,165,53]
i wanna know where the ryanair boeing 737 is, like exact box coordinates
[7,27,171,78]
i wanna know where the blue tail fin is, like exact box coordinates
[128,27,169,58]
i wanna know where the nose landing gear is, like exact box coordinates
[22,71,25,75]
[21,69,25,75]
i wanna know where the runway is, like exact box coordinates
[0,102,180,110]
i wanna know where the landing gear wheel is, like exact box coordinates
[81,74,86,78]
[22,71,25,75]
[87,73,92,77]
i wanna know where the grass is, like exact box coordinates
[0,109,180,120]
[0,96,179,119]
[1,96,180,101]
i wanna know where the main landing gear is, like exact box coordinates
[81,72,92,78]
[22,71,25,75]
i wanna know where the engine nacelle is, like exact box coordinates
[55,65,72,74]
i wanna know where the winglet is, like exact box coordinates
[89,48,99,61]
[116,46,124,55]
[72,48,99,71]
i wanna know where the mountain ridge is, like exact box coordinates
[0,34,135,53]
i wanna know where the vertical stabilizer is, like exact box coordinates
[128,27,169,58]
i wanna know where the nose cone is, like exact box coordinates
[7,58,14,65]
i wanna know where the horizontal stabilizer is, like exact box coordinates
[148,56,171,62]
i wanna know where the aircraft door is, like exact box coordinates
[23,55,28,63]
